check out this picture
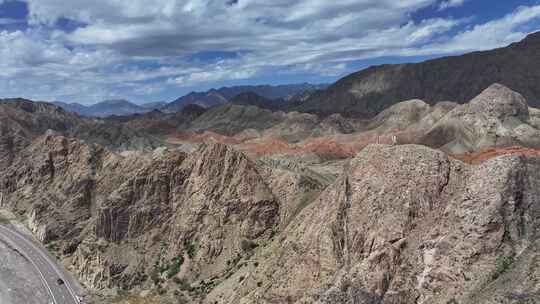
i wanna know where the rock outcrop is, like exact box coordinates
[205,144,540,304]
[420,84,540,154]
[0,132,280,301]
[0,99,161,161]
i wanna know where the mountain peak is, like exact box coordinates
[99,99,133,105]
[470,83,529,119]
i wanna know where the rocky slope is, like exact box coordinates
[418,84,540,154]
[0,109,539,304]
[53,99,154,117]
[3,79,540,304]
[205,144,540,304]
[187,104,285,136]
[168,84,540,163]
[183,104,358,142]
[230,92,286,110]
[105,105,207,136]
[0,131,283,302]
[0,99,161,163]
[291,31,540,118]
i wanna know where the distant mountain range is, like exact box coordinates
[160,83,328,113]
[291,31,540,118]
[52,99,158,117]
[52,83,327,117]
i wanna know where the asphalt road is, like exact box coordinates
[0,224,81,304]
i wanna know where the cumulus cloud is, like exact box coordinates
[415,4,540,54]
[1,1,539,103]
[19,0,452,57]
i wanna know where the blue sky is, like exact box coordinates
[1,0,540,105]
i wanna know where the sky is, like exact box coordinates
[1,0,540,105]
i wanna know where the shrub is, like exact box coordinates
[167,256,185,278]
[184,240,197,259]
[176,278,192,291]
[240,239,258,252]
[491,255,514,281]
[150,267,162,285]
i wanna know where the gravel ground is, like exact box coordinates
[0,238,50,304]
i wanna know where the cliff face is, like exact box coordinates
[205,144,540,304]
[291,31,540,118]
[81,142,279,290]
[0,132,280,300]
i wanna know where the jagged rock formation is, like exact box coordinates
[186,104,357,142]
[291,31,540,118]
[0,133,280,302]
[3,79,540,304]
[419,84,540,154]
[205,144,540,304]
[188,104,285,136]
[256,157,335,229]
[105,105,207,136]
[0,99,161,164]
[0,107,539,303]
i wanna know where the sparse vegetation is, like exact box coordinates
[167,256,184,279]
[478,254,516,290]
[0,213,10,224]
[150,267,163,285]
[176,278,193,292]
[240,239,258,252]
[184,240,197,259]
[490,255,515,281]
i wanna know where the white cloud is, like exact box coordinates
[168,64,258,86]
[1,1,539,103]
[438,0,466,11]
[416,4,540,54]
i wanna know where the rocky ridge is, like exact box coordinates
[0,99,161,162]
[291,31,540,118]
[204,144,540,304]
